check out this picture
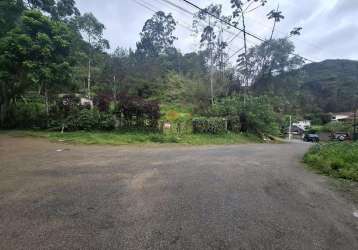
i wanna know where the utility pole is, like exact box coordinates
[354,101,357,141]
[87,59,91,99]
[289,115,292,141]
[87,35,92,101]
[209,16,214,106]
[354,110,357,141]
[113,75,116,99]
[239,5,248,107]
[219,25,224,82]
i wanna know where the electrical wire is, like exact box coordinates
[180,0,315,63]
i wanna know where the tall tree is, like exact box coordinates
[100,48,131,98]
[230,0,267,99]
[0,10,75,125]
[0,0,25,37]
[23,0,80,19]
[136,11,177,58]
[248,38,304,92]
[267,8,284,40]
[76,12,109,99]
[193,4,232,104]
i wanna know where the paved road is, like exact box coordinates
[0,136,357,249]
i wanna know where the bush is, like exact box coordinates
[322,121,352,133]
[209,95,280,135]
[192,117,227,134]
[99,113,116,131]
[65,109,100,131]
[5,102,47,129]
[227,116,241,133]
[93,93,113,112]
[117,93,160,131]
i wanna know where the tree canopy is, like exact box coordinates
[1,0,357,131]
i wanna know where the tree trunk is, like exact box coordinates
[240,8,248,107]
[0,102,7,128]
[0,83,8,127]
[44,85,50,128]
[270,21,276,40]
[87,58,91,100]
[209,16,214,106]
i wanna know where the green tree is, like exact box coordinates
[76,12,109,99]
[0,0,25,37]
[100,48,131,97]
[210,95,280,135]
[248,38,304,91]
[193,4,232,104]
[136,11,177,58]
[0,10,75,125]
[267,8,284,40]
[23,0,80,19]
[230,0,267,91]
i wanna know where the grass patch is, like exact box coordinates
[304,142,358,181]
[2,130,262,146]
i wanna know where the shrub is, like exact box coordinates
[93,93,113,112]
[208,95,280,135]
[192,117,227,134]
[99,113,116,131]
[5,102,47,129]
[227,116,241,133]
[65,109,100,131]
[322,121,352,133]
[117,93,160,131]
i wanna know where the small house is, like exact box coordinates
[292,120,311,131]
[332,112,356,122]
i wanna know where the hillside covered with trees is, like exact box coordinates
[258,59,358,114]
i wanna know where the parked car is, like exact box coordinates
[330,132,350,141]
[303,133,320,142]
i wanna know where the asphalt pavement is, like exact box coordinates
[0,136,357,249]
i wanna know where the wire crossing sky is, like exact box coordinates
[77,0,358,62]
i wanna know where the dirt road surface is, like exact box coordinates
[0,135,357,249]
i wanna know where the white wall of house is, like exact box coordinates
[292,120,311,130]
[332,115,350,122]
[80,97,93,107]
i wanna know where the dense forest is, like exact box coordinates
[262,59,358,114]
[0,0,357,135]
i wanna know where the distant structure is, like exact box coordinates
[332,112,356,122]
[292,120,311,131]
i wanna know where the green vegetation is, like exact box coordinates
[265,59,358,114]
[321,121,352,133]
[4,130,261,145]
[209,95,280,135]
[304,142,358,181]
[192,117,227,134]
[1,1,356,146]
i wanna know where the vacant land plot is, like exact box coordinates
[0,135,357,249]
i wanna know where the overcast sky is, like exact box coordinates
[76,0,358,62]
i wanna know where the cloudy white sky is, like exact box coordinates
[76,0,358,62]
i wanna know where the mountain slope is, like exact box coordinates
[269,59,358,113]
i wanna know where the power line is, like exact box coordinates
[154,0,237,37]
[180,0,315,63]
[131,0,202,52]
[133,0,255,63]
[133,0,314,63]
[132,0,156,13]
[226,47,244,62]
[158,0,194,16]
[132,0,194,33]
[181,0,265,42]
